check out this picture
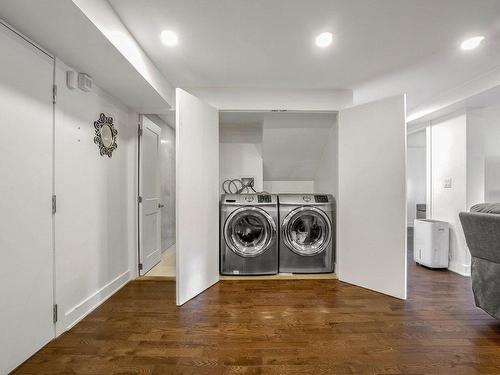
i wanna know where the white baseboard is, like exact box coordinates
[448,260,471,277]
[59,270,131,335]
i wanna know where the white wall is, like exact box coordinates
[430,112,469,276]
[219,123,263,193]
[220,144,263,193]
[467,106,500,203]
[422,106,500,276]
[263,180,314,193]
[466,109,486,208]
[0,24,55,374]
[54,59,137,334]
[406,130,426,225]
[262,113,335,182]
[147,115,176,250]
[314,118,339,196]
[218,112,337,194]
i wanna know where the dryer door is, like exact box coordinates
[224,207,277,257]
[283,207,332,256]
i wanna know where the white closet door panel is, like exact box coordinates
[338,95,407,300]
[176,89,219,305]
[0,24,54,374]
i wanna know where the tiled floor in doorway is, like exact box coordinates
[144,244,176,278]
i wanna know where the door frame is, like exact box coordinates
[137,115,163,276]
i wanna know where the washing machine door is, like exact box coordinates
[283,206,332,256]
[224,207,277,257]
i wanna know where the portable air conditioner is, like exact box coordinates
[413,219,449,268]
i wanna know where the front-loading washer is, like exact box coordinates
[220,194,279,275]
[278,194,336,273]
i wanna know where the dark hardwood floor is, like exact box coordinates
[13,238,500,374]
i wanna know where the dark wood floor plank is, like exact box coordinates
[12,246,500,375]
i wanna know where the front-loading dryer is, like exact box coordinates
[220,194,278,275]
[278,194,336,273]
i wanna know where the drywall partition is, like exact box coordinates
[220,143,264,192]
[338,95,407,300]
[467,106,500,203]
[314,117,339,196]
[466,109,486,208]
[262,113,335,184]
[481,107,500,202]
[430,111,469,275]
[219,123,263,193]
[407,130,426,225]
[0,23,55,375]
[176,89,219,305]
[263,180,315,193]
[54,58,137,334]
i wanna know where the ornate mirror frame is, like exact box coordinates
[93,113,118,157]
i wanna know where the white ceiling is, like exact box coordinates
[109,0,500,91]
[0,0,171,113]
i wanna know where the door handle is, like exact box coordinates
[158,203,165,208]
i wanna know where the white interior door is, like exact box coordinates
[0,23,55,373]
[139,115,162,275]
[337,95,407,299]
[176,88,220,305]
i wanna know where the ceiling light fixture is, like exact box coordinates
[460,36,485,51]
[160,30,179,47]
[315,32,333,48]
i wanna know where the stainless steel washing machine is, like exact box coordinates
[220,194,279,275]
[279,194,336,273]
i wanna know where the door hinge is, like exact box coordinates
[138,125,143,137]
[53,304,58,323]
[138,263,143,271]
[137,196,143,204]
[52,195,57,214]
[52,84,57,104]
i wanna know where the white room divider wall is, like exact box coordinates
[0,23,55,374]
[54,58,138,335]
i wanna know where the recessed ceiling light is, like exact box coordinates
[315,32,333,48]
[160,30,179,47]
[460,36,485,51]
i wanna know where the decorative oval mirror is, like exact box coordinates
[100,124,114,148]
[93,113,118,157]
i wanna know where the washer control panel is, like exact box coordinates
[258,195,271,203]
[314,195,329,203]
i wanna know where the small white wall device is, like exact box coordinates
[66,70,77,90]
[77,73,93,92]
[413,219,449,268]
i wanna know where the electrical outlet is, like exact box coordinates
[444,178,452,189]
